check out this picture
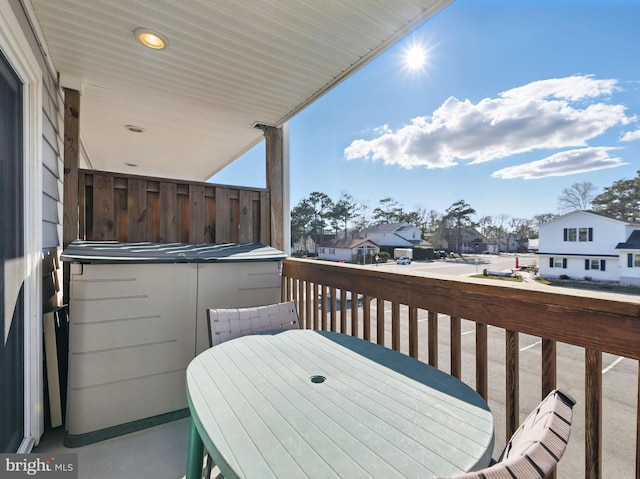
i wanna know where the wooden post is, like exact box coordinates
[63,88,80,304]
[265,125,284,251]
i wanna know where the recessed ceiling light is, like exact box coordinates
[134,28,169,50]
[125,124,145,133]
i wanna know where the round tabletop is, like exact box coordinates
[186,329,494,478]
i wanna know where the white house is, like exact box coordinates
[363,223,423,247]
[538,210,640,285]
[318,239,380,263]
[616,230,640,286]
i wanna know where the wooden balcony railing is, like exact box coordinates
[281,258,640,479]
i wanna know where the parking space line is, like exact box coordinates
[602,356,624,374]
[520,340,541,352]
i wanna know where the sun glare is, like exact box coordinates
[404,44,427,71]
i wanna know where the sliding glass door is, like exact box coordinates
[0,49,24,453]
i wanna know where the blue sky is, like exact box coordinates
[210,0,640,221]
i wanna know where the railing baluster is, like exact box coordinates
[321,285,328,331]
[297,279,304,327]
[506,329,520,440]
[636,366,639,479]
[340,288,347,333]
[476,323,488,401]
[329,286,337,331]
[450,316,461,379]
[542,338,557,396]
[408,307,418,359]
[312,283,319,330]
[637,366,639,479]
[363,295,371,341]
[350,290,358,337]
[585,349,602,479]
[391,302,400,351]
[428,311,438,368]
[376,298,385,346]
[304,281,311,330]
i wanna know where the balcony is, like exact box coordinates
[35,257,638,478]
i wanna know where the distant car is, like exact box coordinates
[397,257,412,265]
[433,250,446,259]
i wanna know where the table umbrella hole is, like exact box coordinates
[310,375,326,384]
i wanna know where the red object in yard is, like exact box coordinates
[515,256,519,269]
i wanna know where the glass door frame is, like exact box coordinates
[0,2,44,451]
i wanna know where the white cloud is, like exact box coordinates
[491,147,627,180]
[621,128,640,142]
[344,75,632,175]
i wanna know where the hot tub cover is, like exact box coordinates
[61,240,287,264]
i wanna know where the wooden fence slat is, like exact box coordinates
[159,182,177,242]
[214,187,231,243]
[189,184,205,243]
[127,178,147,241]
[239,190,253,243]
[92,174,114,240]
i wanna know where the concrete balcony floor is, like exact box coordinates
[34,418,222,479]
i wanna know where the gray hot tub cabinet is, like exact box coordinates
[61,241,286,446]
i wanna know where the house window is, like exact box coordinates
[563,227,593,242]
[586,259,606,271]
[630,254,640,267]
[550,257,567,268]
[329,248,335,255]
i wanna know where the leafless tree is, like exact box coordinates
[557,181,598,212]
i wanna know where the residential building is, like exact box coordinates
[362,223,426,248]
[318,238,380,263]
[538,210,640,285]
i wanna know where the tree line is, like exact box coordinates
[292,169,640,252]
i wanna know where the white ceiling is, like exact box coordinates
[28,0,451,182]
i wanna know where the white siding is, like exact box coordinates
[538,211,629,282]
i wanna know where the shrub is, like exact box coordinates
[559,274,570,280]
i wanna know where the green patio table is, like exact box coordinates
[185,330,494,479]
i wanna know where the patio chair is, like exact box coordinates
[203,301,300,477]
[437,389,576,479]
[206,300,300,348]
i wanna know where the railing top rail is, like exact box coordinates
[282,258,640,360]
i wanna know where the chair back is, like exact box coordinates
[206,300,300,347]
[437,389,576,479]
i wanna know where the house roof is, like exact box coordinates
[541,210,640,228]
[27,0,451,182]
[364,223,415,233]
[321,238,379,249]
[616,230,640,250]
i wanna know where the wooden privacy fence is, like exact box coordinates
[78,169,270,244]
